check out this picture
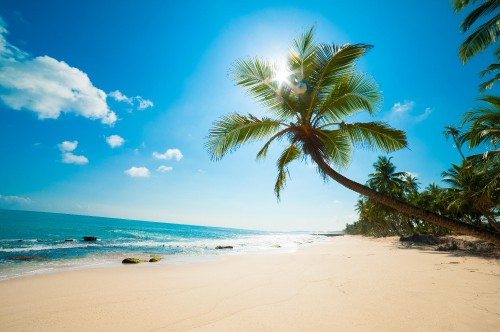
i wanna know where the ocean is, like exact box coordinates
[0,209,333,280]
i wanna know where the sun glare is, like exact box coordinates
[274,61,290,87]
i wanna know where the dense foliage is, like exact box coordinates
[345,114,499,237]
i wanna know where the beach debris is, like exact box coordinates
[83,236,97,242]
[122,258,145,264]
[271,244,281,248]
[215,245,233,250]
[149,257,161,262]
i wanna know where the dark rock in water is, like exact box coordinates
[122,258,144,264]
[17,239,23,242]
[8,255,37,261]
[149,257,161,262]
[64,239,74,242]
[400,234,441,245]
[83,236,97,242]
[215,245,233,250]
[316,233,344,237]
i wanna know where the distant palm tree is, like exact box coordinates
[402,173,420,196]
[443,161,500,232]
[443,125,467,160]
[452,0,500,91]
[367,156,406,195]
[206,27,500,245]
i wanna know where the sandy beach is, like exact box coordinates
[0,235,499,331]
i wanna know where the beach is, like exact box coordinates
[0,235,499,331]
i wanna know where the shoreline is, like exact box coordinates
[1,235,499,331]
[0,238,324,282]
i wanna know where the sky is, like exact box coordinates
[0,0,494,231]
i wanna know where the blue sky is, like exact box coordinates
[0,0,493,231]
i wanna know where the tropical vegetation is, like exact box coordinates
[206,27,500,245]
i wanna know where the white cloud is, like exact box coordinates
[58,140,88,164]
[391,100,415,113]
[106,135,124,148]
[0,20,154,125]
[0,54,117,125]
[109,90,132,104]
[136,97,154,110]
[416,107,432,122]
[0,194,31,205]
[157,165,173,172]
[109,90,153,111]
[62,152,88,165]
[58,140,78,152]
[125,166,151,177]
[152,148,183,161]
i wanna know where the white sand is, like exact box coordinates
[0,236,499,331]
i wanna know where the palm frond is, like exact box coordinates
[314,72,381,124]
[338,122,408,153]
[459,0,500,32]
[459,12,500,63]
[256,128,291,160]
[230,58,297,121]
[478,94,500,106]
[462,97,500,148]
[479,72,500,91]
[316,129,352,169]
[452,0,473,13]
[479,62,500,77]
[288,26,317,81]
[274,144,302,200]
[206,113,283,161]
[309,43,373,90]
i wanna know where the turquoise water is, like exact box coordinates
[0,209,329,279]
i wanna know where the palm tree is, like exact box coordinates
[443,125,467,160]
[443,161,500,232]
[452,0,500,91]
[367,156,406,195]
[206,27,500,245]
[402,173,420,195]
[462,95,500,152]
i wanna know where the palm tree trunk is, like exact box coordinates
[311,156,500,246]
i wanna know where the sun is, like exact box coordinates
[273,60,290,87]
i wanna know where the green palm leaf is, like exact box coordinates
[459,12,500,63]
[452,0,473,13]
[309,43,373,91]
[459,0,500,32]
[338,122,408,152]
[288,26,317,81]
[256,128,291,160]
[274,144,302,200]
[462,96,500,148]
[206,113,282,161]
[479,72,500,91]
[316,129,352,169]
[315,72,381,124]
[230,58,297,121]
